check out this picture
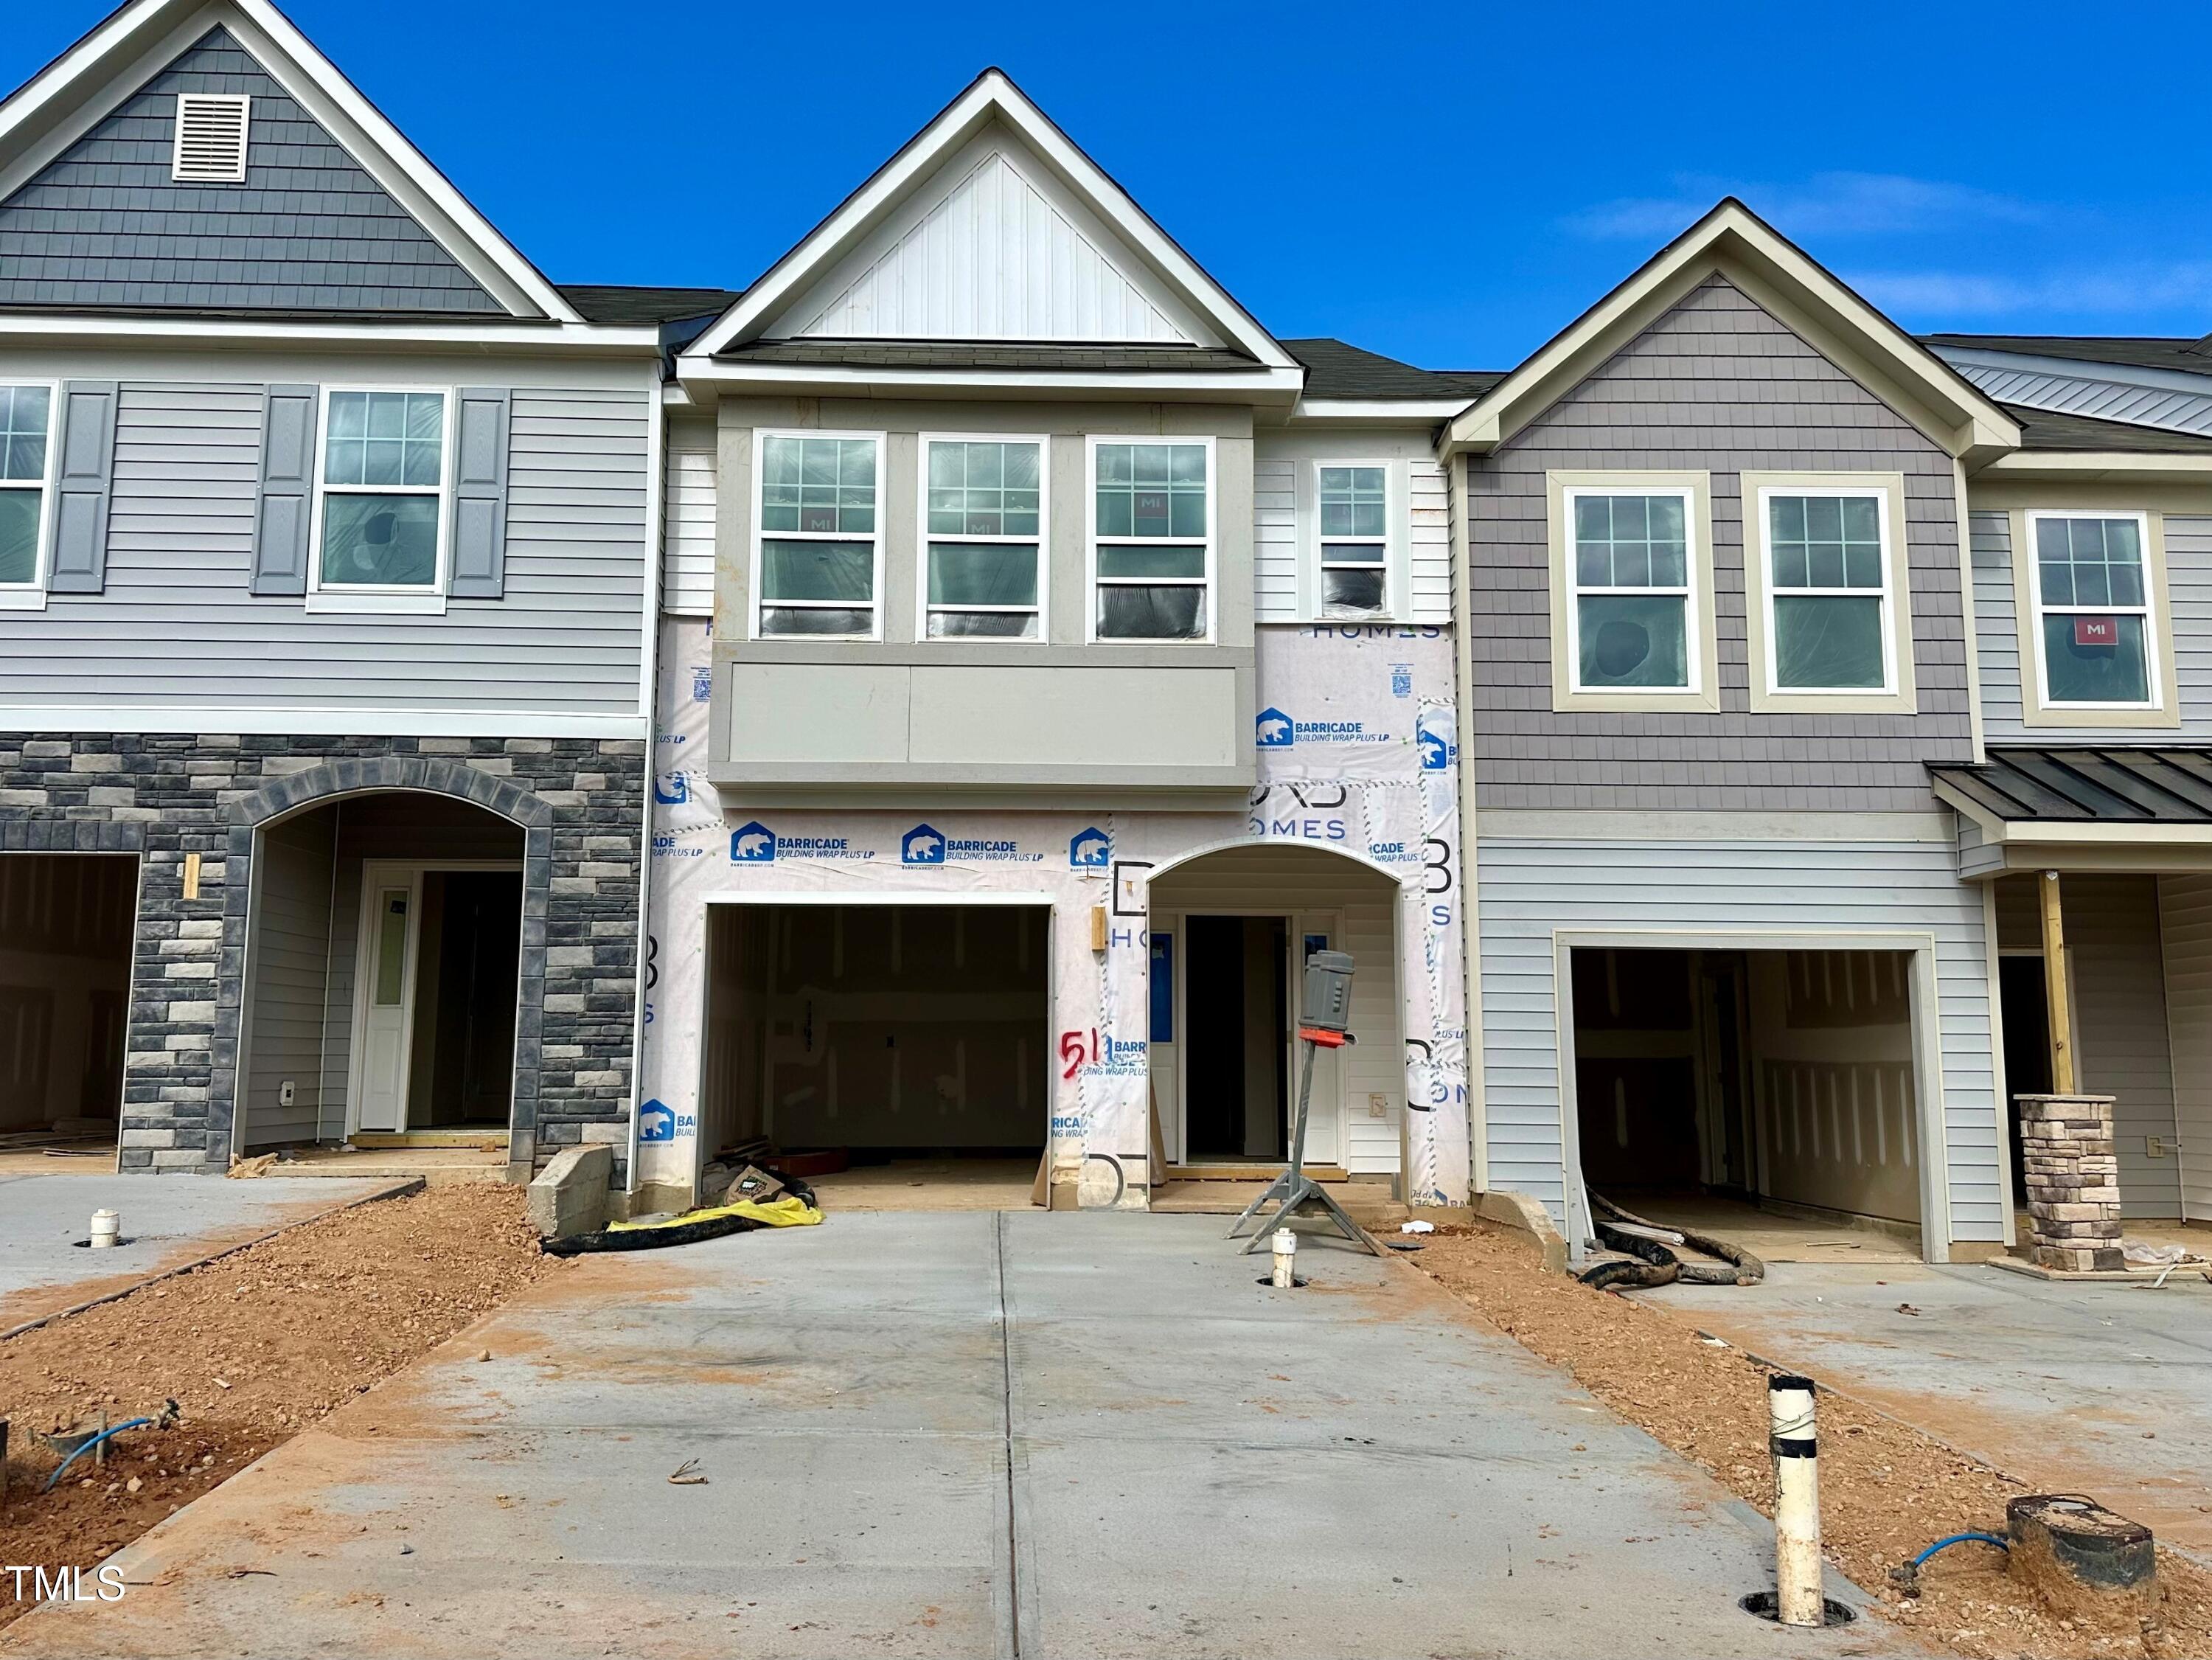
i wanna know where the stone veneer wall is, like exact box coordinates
[0,733,644,1178]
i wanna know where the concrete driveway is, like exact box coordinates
[0,1172,400,1334]
[5,1214,1914,1659]
[1637,1261,2212,1560]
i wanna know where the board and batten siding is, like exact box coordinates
[1969,509,2212,740]
[2158,874,2212,1222]
[1477,830,2003,1243]
[1994,872,2185,1218]
[0,381,650,720]
[240,808,335,1150]
[662,420,717,617]
[1253,454,1452,626]
[1465,274,1975,811]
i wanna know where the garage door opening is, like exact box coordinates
[0,854,136,1159]
[701,903,1049,1206]
[1568,946,1925,1258]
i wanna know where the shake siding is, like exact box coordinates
[1973,509,2212,741]
[1477,834,2003,1241]
[1466,274,1973,810]
[1252,455,1451,625]
[0,384,649,718]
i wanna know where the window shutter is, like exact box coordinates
[46,381,118,594]
[251,384,317,596]
[448,386,511,599]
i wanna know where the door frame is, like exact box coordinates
[1160,906,1344,1169]
[344,858,524,1139]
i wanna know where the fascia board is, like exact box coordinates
[1977,451,2212,483]
[675,360,1306,403]
[0,313,661,353]
[1287,398,1470,424]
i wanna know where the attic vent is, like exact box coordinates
[171,94,250,183]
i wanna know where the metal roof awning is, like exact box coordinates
[1929,746,2212,875]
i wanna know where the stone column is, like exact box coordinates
[2017,1094,2124,1272]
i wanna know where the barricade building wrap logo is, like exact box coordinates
[901,823,946,866]
[638,1098,677,1142]
[728,822,876,864]
[1256,706,1391,749]
[730,822,776,863]
[1417,715,1453,771]
[901,823,1042,865]
[1070,826,1111,869]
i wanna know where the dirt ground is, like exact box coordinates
[1408,1222,2212,1660]
[0,1186,557,1631]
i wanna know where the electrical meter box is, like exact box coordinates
[1300,949,1355,1036]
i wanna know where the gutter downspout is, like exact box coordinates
[625,350,669,1204]
[1448,447,1490,1201]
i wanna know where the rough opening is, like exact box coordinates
[701,904,1048,1198]
[0,854,136,1156]
[1570,946,1924,1255]
[240,793,524,1154]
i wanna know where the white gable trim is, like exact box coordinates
[684,69,1295,369]
[769,128,1212,345]
[0,0,584,326]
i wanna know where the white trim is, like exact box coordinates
[170,91,248,182]
[0,0,585,324]
[1551,925,1954,1264]
[0,706,650,738]
[2023,508,2163,713]
[1306,457,1399,623]
[748,428,886,642]
[681,69,1296,371]
[0,377,60,608]
[1561,483,1704,698]
[305,383,456,606]
[914,431,1050,645]
[1747,482,1901,697]
[0,316,659,353]
[1286,397,1472,424]
[678,359,1304,401]
[1084,432,1217,645]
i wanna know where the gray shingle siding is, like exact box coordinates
[1466,274,1975,812]
[0,27,502,315]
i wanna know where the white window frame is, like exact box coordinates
[1085,433,1217,646]
[305,385,456,617]
[914,432,1049,644]
[1747,480,1904,704]
[751,428,886,643]
[171,93,251,184]
[1310,459,1396,621]
[2024,508,2164,715]
[0,378,60,611]
[1560,482,1704,699]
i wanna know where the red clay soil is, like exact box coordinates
[0,1186,557,1631]
[1409,1221,2212,1660]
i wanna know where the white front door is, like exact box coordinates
[355,876,420,1133]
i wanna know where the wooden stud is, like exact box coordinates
[2039,869,2076,1095]
[181,851,201,901]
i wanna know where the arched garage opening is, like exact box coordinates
[237,790,527,1156]
[1146,841,1405,1185]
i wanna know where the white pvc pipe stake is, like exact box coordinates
[1271,1227,1298,1288]
[1768,1373,1822,1627]
[88,1209,120,1249]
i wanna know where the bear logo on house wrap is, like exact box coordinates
[1256,707,1294,747]
[1070,826,1110,869]
[731,822,776,862]
[902,824,946,865]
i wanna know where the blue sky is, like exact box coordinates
[12,0,2212,368]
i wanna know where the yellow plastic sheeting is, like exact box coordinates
[604,1194,824,1235]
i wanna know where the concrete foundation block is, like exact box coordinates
[526,1144,611,1240]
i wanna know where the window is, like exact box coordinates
[756,432,881,638]
[1564,487,1695,692]
[172,93,250,183]
[922,437,1044,639]
[1318,465,1388,619]
[2031,511,2157,708]
[315,389,448,593]
[1091,439,1211,641]
[0,384,52,593]
[1763,492,1890,690]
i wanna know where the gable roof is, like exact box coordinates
[2000,400,2212,455]
[681,69,1301,396]
[557,284,745,327]
[0,0,582,325]
[1443,198,2020,464]
[1282,338,1501,403]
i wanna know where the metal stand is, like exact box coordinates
[1228,1034,1381,1255]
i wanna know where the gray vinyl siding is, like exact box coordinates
[1993,873,2183,1218]
[2158,875,2212,1220]
[0,27,501,314]
[0,382,648,718]
[1971,509,2212,740]
[240,808,335,1149]
[1466,274,1974,810]
[1477,831,2003,1242]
